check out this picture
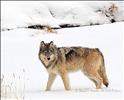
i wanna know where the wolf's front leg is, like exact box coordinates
[61,73,71,90]
[46,73,57,91]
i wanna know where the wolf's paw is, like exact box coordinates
[45,88,51,91]
[65,87,71,91]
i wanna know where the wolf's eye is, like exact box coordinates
[49,50,52,52]
[50,48,54,52]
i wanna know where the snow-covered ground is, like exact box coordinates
[1,1,124,100]
[1,22,123,100]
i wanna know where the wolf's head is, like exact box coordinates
[39,41,58,68]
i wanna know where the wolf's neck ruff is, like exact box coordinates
[46,58,57,69]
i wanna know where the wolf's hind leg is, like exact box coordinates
[82,70,103,89]
[88,73,103,89]
[46,73,57,91]
[61,73,71,90]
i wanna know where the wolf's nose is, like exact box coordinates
[47,58,50,60]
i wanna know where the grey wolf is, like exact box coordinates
[38,41,109,91]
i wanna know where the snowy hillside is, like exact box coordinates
[1,1,124,100]
[1,1,124,31]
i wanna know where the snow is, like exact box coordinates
[45,1,110,25]
[1,1,124,30]
[1,1,124,100]
[1,22,123,99]
[1,1,60,30]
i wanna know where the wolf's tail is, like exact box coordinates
[99,65,109,87]
[96,48,109,87]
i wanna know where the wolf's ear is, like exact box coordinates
[40,41,45,47]
[49,41,55,47]
[50,41,54,45]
